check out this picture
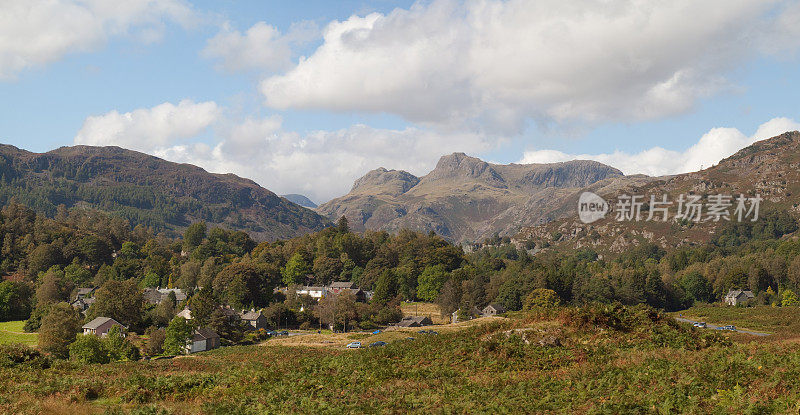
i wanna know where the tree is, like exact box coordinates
[163,316,193,355]
[523,288,561,310]
[184,222,207,251]
[336,216,349,234]
[105,325,140,361]
[781,289,799,307]
[416,265,448,302]
[188,287,217,327]
[38,302,82,359]
[282,252,310,286]
[87,279,144,329]
[69,334,109,364]
[208,307,246,342]
[679,271,713,304]
[372,270,398,305]
[144,327,166,356]
[0,281,33,321]
[35,267,68,306]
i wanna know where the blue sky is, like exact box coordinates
[2,0,800,202]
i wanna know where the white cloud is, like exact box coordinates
[518,117,800,176]
[259,0,793,133]
[0,0,197,79]
[74,100,221,150]
[201,20,319,73]
[73,101,492,202]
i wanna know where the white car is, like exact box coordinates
[346,342,362,349]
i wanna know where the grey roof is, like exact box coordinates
[329,281,357,289]
[82,316,121,330]
[240,310,263,321]
[396,316,432,327]
[485,304,507,313]
[726,290,755,298]
[193,327,219,341]
[76,287,95,295]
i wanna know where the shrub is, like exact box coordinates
[0,343,50,369]
[523,288,561,310]
[69,334,110,364]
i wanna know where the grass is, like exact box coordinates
[674,304,800,340]
[3,304,800,413]
[0,321,37,347]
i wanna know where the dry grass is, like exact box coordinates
[400,301,449,324]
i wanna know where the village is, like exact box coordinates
[67,281,510,354]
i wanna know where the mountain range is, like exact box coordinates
[516,131,800,255]
[0,144,330,241]
[317,152,624,243]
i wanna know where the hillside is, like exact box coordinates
[0,144,330,240]
[517,131,800,256]
[317,153,623,243]
[5,305,799,414]
[281,194,317,208]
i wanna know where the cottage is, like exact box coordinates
[70,297,95,314]
[143,288,187,305]
[297,286,326,299]
[176,308,192,320]
[82,317,124,337]
[327,281,357,294]
[395,316,433,327]
[451,306,482,324]
[240,310,267,330]
[188,328,220,353]
[74,287,96,301]
[482,304,507,317]
[724,290,755,306]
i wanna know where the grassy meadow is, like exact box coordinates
[0,321,37,347]
[3,305,800,414]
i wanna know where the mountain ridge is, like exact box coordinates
[0,144,330,241]
[317,153,624,243]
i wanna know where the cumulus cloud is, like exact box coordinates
[74,100,221,150]
[73,101,491,202]
[518,117,800,176]
[201,20,319,73]
[259,0,791,132]
[0,0,197,79]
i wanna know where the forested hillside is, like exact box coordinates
[0,144,329,241]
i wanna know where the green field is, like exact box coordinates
[0,321,37,347]
[3,305,800,414]
[675,305,800,339]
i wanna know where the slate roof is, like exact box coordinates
[193,328,219,341]
[82,316,121,330]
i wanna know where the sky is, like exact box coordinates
[2,0,800,204]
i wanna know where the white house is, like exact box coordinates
[187,328,220,353]
[724,290,755,306]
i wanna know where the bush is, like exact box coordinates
[0,343,50,369]
[523,288,561,310]
[70,334,110,364]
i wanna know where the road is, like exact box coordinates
[675,317,771,336]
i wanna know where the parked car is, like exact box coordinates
[369,341,387,347]
[373,330,381,334]
[266,330,277,336]
[279,330,289,336]
[346,341,362,349]
[427,331,439,335]
[418,330,428,334]
[693,322,706,328]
